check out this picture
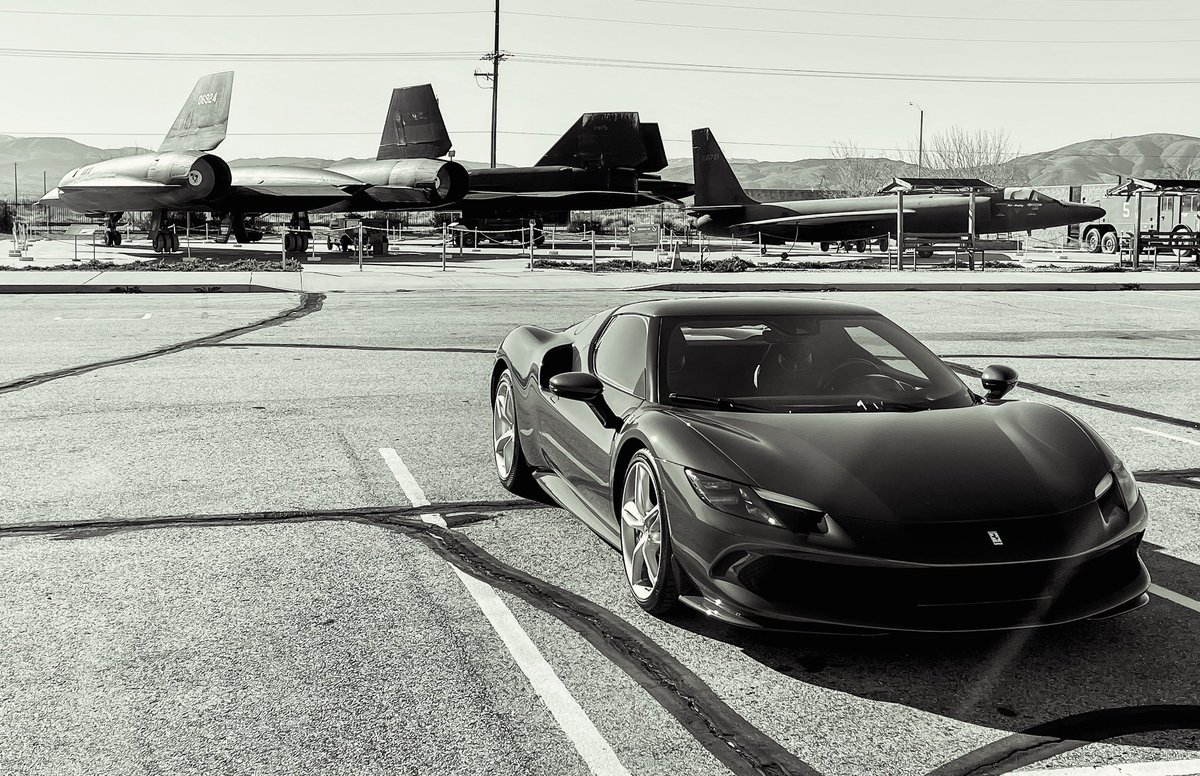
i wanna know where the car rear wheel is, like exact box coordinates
[619,451,679,614]
[492,370,541,499]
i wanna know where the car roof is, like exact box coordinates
[614,296,880,318]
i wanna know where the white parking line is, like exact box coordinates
[1132,427,1200,447]
[450,566,631,775]
[377,447,628,774]
[1149,584,1200,615]
[1018,757,1200,774]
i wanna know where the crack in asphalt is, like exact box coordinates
[2,502,819,776]
[1135,468,1200,491]
[945,361,1200,432]
[0,292,325,396]
[926,704,1200,775]
[205,342,494,354]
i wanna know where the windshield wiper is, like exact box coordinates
[667,393,770,412]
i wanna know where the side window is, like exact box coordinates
[593,315,649,396]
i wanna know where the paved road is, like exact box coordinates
[1,290,1197,776]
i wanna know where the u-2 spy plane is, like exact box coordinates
[689,127,1104,254]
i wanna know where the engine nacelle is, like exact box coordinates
[328,158,469,206]
[147,152,232,200]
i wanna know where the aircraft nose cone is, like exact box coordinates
[1071,203,1107,222]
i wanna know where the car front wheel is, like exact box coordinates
[619,450,679,614]
[492,370,541,499]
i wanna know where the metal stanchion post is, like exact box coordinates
[441,224,447,271]
[529,219,537,271]
[281,229,286,268]
[186,211,191,260]
[458,227,463,257]
[1133,191,1143,269]
[590,231,596,272]
[358,223,364,271]
[895,191,905,271]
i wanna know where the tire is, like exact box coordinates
[492,370,542,500]
[877,236,889,252]
[153,233,167,253]
[1083,228,1101,253]
[618,450,679,615]
[1101,231,1119,254]
[917,245,934,259]
[779,252,789,260]
[168,233,179,252]
[855,240,866,253]
[327,237,334,251]
[113,232,122,247]
[1171,224,1195,258]
[819,241,830,252]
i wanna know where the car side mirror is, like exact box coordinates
[549,372,620,429]
[980,364,1019,404]
[549,372,604,402]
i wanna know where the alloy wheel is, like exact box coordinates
[620,458,663,601]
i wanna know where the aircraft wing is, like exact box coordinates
[464,190,648,201]
[734,208,914,228]
[362,185,439,205]
[233,184,356,199]
[37,188,63,205]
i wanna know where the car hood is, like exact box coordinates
[672,401,1111,523]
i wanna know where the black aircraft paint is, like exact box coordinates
[689,127,1106,246]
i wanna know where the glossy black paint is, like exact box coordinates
[493,297,1150,632]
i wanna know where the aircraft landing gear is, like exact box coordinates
[819,241,831,253]
[284,212,311,255]
[102,212,123,247]
[149,210,179,253]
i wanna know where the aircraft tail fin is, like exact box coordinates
[536,112,648,169]
[637,122,668,174]
[692,127,755,207]
[377,84,452,160]
[158,71,234,153]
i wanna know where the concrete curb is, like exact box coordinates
[638,280,1200,292]
[0,283,291,293]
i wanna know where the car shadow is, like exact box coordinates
[664,544,1200,756]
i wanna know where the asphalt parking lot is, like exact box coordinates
[1,289,1197,776]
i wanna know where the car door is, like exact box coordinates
[539,314,649,521]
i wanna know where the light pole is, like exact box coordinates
[908,102,924,177]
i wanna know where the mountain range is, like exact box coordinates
[4,132,1200,200]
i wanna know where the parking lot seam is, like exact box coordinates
[944,361,1200,432]
[205,342,494,354]
[0,292,325,396]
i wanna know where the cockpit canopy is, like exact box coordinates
[1006,187,1062,204]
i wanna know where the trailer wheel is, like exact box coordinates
[1082,228,1101,253]
[1101,231,1119,254]
[1170,224,1196,258]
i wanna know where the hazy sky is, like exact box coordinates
[2,0,1198,164]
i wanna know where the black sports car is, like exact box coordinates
[490,297,1150,632]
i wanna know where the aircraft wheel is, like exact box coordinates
[1083,228,1101,253]
[168,233,180,252]
[1101,231,1119,254]
[759,245,767,256]
[103,232,113,247]
[113,231,122,247]
[917,245,934,259]
[855,240,866,253]
[780,252,789,260]
[877,236,888,251]
[326,236,333,251]
[284,234,295,252]
[464,232,477,248]
[819,241,830,252]
[152,233,165,253]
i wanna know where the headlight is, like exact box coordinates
[685,469,782,527]
[1096,461,1140,511]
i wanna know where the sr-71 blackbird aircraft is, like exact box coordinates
[689,127,1105,253]
[43,74,470,252]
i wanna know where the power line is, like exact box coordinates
[512,52,1200,85]
[0,47,481,62]
[509,10,1200,44]
[0,8,488,18]
[632,0,1200,24]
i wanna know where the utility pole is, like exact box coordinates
[476,0,507,168]
[12,162,17,204]
[491,0,500,168]
[909,102,924,177]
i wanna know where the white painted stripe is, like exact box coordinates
[450,566,631,776]
[141,313,152,320]
[1150,584,1200,614]
[1132,427,1200,447]
[419,512,447,528]
[1018,757,1200,774]
[378,447,430,507]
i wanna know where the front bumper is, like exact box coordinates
[657,460,1152,633]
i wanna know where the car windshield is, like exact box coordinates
[659,314,975,412]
